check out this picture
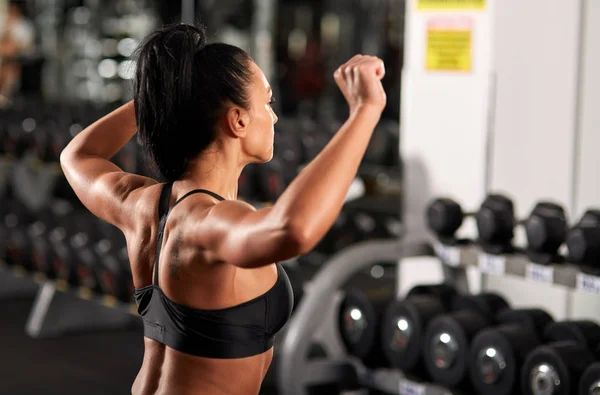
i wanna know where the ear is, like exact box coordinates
[225,106,250,138]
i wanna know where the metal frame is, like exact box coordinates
[0,265,40,300]
[276,239,432,395]
[25,281,138,339]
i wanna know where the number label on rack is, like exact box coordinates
[576,273,600,295]
[434,244,461,267]
[479,254,506,276]
[399,378,426,395]
[526,264,554,284]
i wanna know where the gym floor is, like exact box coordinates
[0,296,279,395]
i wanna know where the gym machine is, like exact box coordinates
[276,194,600,395]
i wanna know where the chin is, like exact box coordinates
[261,147,274,163]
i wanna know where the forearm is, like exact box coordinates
[272,106,381,247]
[62,100,137,160]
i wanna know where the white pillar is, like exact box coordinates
[400,0,494,293]
[400,0,600,321]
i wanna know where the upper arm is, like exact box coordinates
[60,151,157,233]
[185,200,308,268]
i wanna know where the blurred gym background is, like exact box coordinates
[3,0,600,394]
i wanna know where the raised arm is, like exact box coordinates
[194,55,387,268]
[269,56,387,252]
[60,101,157,233]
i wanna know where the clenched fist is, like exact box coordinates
[334,55,387,114]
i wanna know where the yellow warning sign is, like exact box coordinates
[426,18,473,72]
[418,0,485,10]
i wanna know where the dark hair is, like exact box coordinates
[133,23,253,182]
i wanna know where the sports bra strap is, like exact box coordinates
[153,184,226,287]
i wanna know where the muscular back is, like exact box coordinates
[126,184,278,395]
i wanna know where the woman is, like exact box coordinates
[60,23,386,395]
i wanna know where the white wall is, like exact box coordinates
[569,0,600,320]
[489,0,582,219]
[484,0,585,319]
[575,0,600,219]
[400,0,600,321]
[399,0,494,298]
[401,0,493,242]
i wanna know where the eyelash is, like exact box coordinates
[269,97,276,105]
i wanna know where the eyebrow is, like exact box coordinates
[267,86,272,94]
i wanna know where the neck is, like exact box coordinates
[175,142,245,201]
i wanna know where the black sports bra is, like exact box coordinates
[134,182,294,359]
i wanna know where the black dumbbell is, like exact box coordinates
[380,283,459,375]
[426,197,473,245]
[521,320,600,395]
[524,202,568,264]
[566,210,600,272]
[338,262,397,368]
[477,197,568,259]
[423,292,510,389]
[469,308,555,395]
[579,362,600,395]
[426,194,514,248]
[475,194,517,254]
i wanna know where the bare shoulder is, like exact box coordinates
[122,182,165,238]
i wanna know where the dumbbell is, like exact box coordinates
[521,320,600,395]
[338,262,397,368]
[426,197,476,245]
[566,210,600,272]
[426,194,520,252]
[479,199,568,261]
[579,362,600,395]
[423,292,510,389]
[380,283,459,376]
[469,308,555,395]
[523,202,568,264]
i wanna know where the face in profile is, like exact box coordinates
[240,61,278,164]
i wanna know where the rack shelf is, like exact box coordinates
[362,368,460,395]
[0,261,138,316]
[433,243,600,296]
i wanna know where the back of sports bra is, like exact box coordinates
[134,182,294,359]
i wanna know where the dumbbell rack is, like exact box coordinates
[0,260,139,338]
[434,242,600,299]
[0,199,281,339]
[277,237,600,395]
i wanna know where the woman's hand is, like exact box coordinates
[334,55,387,115]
